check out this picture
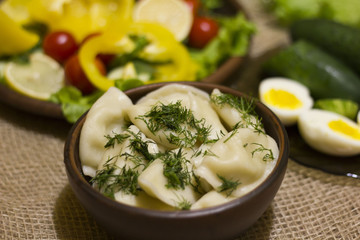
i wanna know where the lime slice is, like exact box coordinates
[4,52,65,100]
[133,0,193,42]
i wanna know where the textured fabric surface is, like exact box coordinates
[1,0,360,239]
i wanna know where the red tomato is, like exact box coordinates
[43,31,79,64]
[188,16,219,49]
[183,0,200,15]
[64,55,106,95]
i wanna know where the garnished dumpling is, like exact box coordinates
[79,84,279,210]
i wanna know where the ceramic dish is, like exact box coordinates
[0,0,250,120]
[64,81,289,240]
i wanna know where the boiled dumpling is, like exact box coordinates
[138,157,200,209]
[137,84,210,104]
[210,89,264,132]
[79,87,133,174]
[191,190,234,210]
[196,128,279,197]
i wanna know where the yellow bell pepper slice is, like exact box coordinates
[0,9,39,56]
[79,21,198,92]
[27,0,134,42]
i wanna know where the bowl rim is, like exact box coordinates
[64,81,289,219]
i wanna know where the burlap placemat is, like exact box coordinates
[1,0,360,239]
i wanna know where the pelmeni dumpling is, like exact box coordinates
[97,125,159,171]
[210,89,263,132]
[80,87,133,174]
[128,86,226,149]
[114,191,175,211]
[138,157,200,208]
[191,191,234,210]
[137,84,210,104]
[196,128,279,198]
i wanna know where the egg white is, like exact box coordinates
[298,109,360,157]
[259,77,313,126]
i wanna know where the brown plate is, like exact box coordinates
[0,0,250,120]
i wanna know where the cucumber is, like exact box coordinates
[290,18,360,75]
[263,40,360,103]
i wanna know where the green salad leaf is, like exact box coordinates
[190,12,255,80]
[49,86,103,123]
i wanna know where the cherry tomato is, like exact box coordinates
[64,54,106,95]
[43,31,79,64]
[183,0,200,15]
[188,16,219,49]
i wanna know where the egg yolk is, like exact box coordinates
[328,119,360,140]
[263,89,302,110]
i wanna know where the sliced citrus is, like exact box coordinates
[4,52,65,100]
[133,0,193,42]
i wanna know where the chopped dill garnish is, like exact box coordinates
[126,129,158,161]
[217,174,241,197]
[177,198,192,210]
[161,148,192,190]
[136,101,213,147]
[210,91,265,135]
[250,143,275,161]
[104,133,130,148]
[91,159,140,198]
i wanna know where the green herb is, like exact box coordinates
[161,149,192,190]
[211,92,265,135]
[177,198,192,210]
[108,35,150,71]
[190,13,255,79]
[217,174,241,197]
[104,133,130,148]
[49,86,103,123]
[127,129,158,161]
[250,143,275,161]
[91,158,140,198]
[136,101,213,147]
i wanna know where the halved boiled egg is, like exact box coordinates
[259,77,313,126]
[298,109,360,157]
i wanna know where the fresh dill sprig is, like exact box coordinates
[217,174,241,197]
[250,143,275,161]
[104,132,130,148]
[136,101,212,147]
[210,92,265,135]
[91,159,140,198]
[126,129,158,161]
[161,148,192,190]
[177,198,192,210]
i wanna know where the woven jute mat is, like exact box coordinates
[1,0,360,239]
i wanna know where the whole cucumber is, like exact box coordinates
[263,40,360,103]
[290,18,360,76]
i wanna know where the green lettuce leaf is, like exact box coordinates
[190,13,255,80]
[49,86,103,123]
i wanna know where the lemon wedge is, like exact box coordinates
[4,52,65,100]
[133,0,193,42]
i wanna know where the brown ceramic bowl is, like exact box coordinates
[64,82,289,240]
